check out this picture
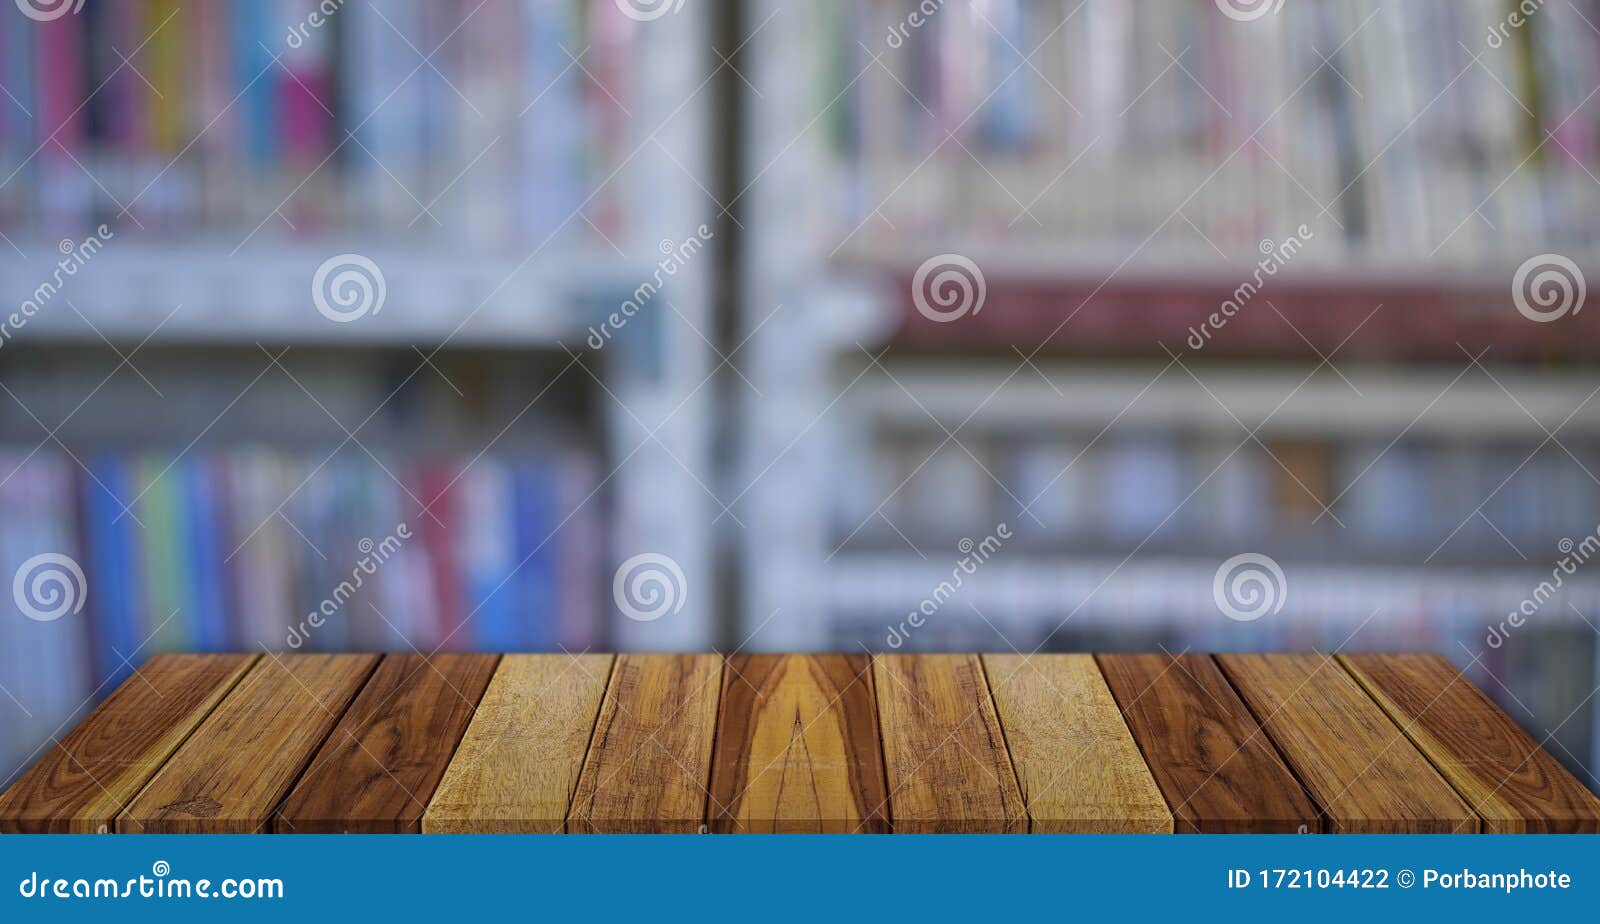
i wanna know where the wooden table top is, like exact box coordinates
[2,652,1597,834]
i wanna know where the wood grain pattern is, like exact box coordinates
[1342,654,1600,833]
[1217,654,1478,833]
[567,654,722,833]
[6,649,1589,836]
[423,654,614,833]
[118,654,378,833]
[275,654,498,833]
[874,654,1025,833]
[708,654,888,833]
[1097,653,1318,833]
[0,655,257,833]
[984,654,1172,833]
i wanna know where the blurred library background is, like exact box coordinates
[2,0,1600,795]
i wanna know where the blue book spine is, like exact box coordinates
[4,11,35,162]
[513,465,556,651]
[464,465,515,652]
[185,459,229,651]
[470,573,515,652]
[235,0,275,166]
[83,457,141,685]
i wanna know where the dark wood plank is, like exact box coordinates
[275,653,498,833]
[424,655,615,833]
[874,654,1026,833]
[708,654,888,833]
[1342,653,1600,833]
[567,654,722,833]
[984,654,1172,833]
[118,654,378,833]
[1217,654,1478,833]
[0,655,258,833]
[1097,653,1318,833]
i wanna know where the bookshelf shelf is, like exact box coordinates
[830,534,1600,574]
[823,558,1600,630]
[872,272,1600,361]
[0,240,639,348]
[841,362,1600,435]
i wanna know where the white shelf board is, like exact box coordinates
[833,238,1600,282]
[0,239,646,348]
[824,555,1600,630]
[841,360,1600,438]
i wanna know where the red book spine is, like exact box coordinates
[418,466,463,650]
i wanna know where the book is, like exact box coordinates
[0,0,636,241]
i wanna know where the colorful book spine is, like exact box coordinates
[419,465,463,649]
[185,458,230,651]
[82,456,143,683]
[136,458,192,652]
[33,6,87,227]
[512,462,557,651]
[147,0,186,154]
[3,446,601,655]
[279,0,332,163]
[235,0,277,167]
[558,452,602,650]
[521,0,582,240]
[464,461,520,650]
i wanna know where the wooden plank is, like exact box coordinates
[423,654,614,833]
[1097,653,1318,833]
[1342,653,1600,833]
[0,655,257,833]
[873,654,1025,833]
[567,654,722,833]
[118,654,378,833]
[708,654,888,833]
[1217,654,1479,833]
[275,654,498,833]
[983,654,1172,833]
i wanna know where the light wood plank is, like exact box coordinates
[422,654,613,833]
[1217,654,1479,833]
[874,654,1025,833]
[708,654,888,833]
[118,654,378,833]
[984,654,1172,833]
[1342,654,1600,833]
[0,655,257,833]
[567,654,722,833]
[1097,653,1318,833]
[276,654,499,833]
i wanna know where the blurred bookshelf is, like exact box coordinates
[813,0,1600,266]
[0,0,719,779]
[734,0,1600,782]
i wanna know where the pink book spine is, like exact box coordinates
[280,0,332,161]
[35,12,84,161]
